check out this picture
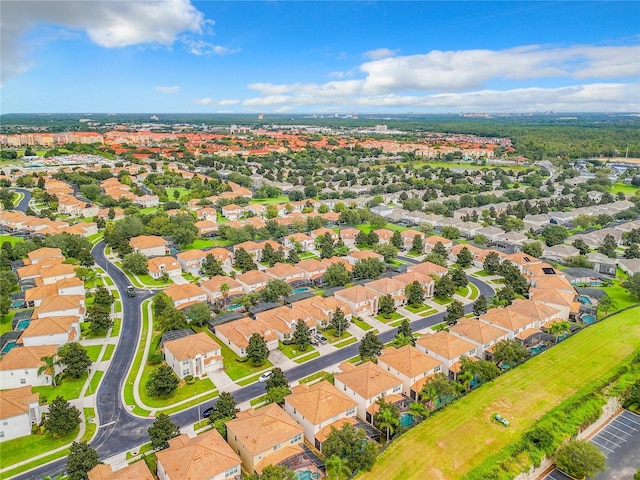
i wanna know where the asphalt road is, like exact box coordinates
[11,187,31,213]
[14,246,494,480]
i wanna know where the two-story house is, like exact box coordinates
[415,331,478,380]
[129,235,168,257]
[0,345,59,388]
[199,276,244,305]
[163,284,208,310]
[377,346,443,400]
[176,250,208,276]
[148,256,182,280]
[334,285,380,317]
[162,332,222,380]
[0,386,41,441]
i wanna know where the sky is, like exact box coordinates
[1,1,639,114]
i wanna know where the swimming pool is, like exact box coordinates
[1,341,18,355]
[582,314,596,324]
[577,295,592,304]
[227,304,242,311]
[400,412,414,427]
[293,287,309,294]
[15,319,30,330]
[295,471,320,480]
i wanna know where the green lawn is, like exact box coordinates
[359,307,640,480]
[375,312,404,323]
[87,370,104,396]
[352,318,374,331]
[166,187,189,200]
[432,297,453,305]
[0,427,78,471]
[299,371,332,384]
[610,182,639,196]
[184,238,216,250]
[203,331,273,381]
[249,195,290,204]
[468,282,479,300]
[594,273,639,317]
[33,372,88,402]
[299,252,319,260]
[323,328,354,344]
[405,304,430,314]
[82,407,97,442]
[335,337,358,348]
[111,318,121,337]
[0,235,24,245]
[356,223,409,234]
[421,308,438,317]
[472,270,492,277]
[103,343,115,361]
[85,345,103,362]
[1,310,16,335]
[123,300,152,417]
[294,351,321,363]
[279,341,315,359]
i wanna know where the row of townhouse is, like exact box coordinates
[0,210,97,237]
[0,248,87,441]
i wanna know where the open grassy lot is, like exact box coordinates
[359,307,640,480]
[0,235,24,245]
[249,195,290,204]
[610,182,639,196]
[165,187,189,200]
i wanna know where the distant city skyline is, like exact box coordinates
[1,1,639,114]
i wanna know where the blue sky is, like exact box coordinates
[1,1,639,113]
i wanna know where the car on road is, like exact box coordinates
[126,285,136,297]
[202,407,214,418]
[314,333,328,345]
[258,371,272,382]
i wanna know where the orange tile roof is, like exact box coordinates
[378,345,443,378]
[164,284,207,302]
[163,332,221,361]
[314,417,359,443]
[236,270,272,286]
[334,285,379,304]
[87,461,154,480]
[449,317,508,345]
[20,316,78,339]
[200,276,242,292]
[335,361,401,398]
[0,345,58,371]
[0,386,39,420]
[177,249,207,262]
[156,429,241,480]
[507,299,562,322]
[226,403,303,456]
[416,331,477,360]
[32,295,84,317]
[129,235,167,249]
[286,380,357,424]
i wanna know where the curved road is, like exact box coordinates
[11,187,31,213]
[15,245,494,480]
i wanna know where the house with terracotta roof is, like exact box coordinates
[400,229,425,252]
[292,296,351,328]
[424,235,453,253]
[346,250,384,266]
[129,235,168,257]
[19,316,80,347]
[334,361,404,424]
[364,277,407,307]
[205,247,234,270]
[156,429,241,480]
[529,288,580,320]
[504,252,542,275]
[374,228,394,245]
[407,261,448,278]
[334,285,380,317]
[265,263,305,284]
[294,258,327,282]
[310,227,338,242]
[339,228,360,248]
[214,317,279,357]
[393,270,435,298]
[176,250,208,276]
[221,204,243,220]
[415,331,478,380]
[17,260,77,286]
[195,207,217,222]
[449,317,511,359]
[163,332,222,380]
[24,278,84,307]
[134,194,160,208]
[283,233,315,252]
[226,403,304,474]
[478,307,537,338]
[0,386,41,441]
[377,346,443,400]
[507,299,562,327]
[163,284,207,310]
[148,256,182,280]
[27,247,64,265]
[284,380,358,451]
[200,276,244,305]
[321,256,353,272]
[88,461,154,480]
[0,345,59,389]
[194,220,218,237]
[254,304,319,342]
[235,270,272,293]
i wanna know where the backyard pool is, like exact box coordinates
[577,295,592,304]
[0,341,18,355]
[227,304,242,311]
[582,314,596,324]
[15,319,30,330]
[293,287,309,294]
[295,471,320,480]
[400,412,414,427]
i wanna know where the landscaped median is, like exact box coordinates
[358,307,640,480]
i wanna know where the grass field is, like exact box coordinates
[359,307,640,480]
[610,182,639,196]
[0,235,24,245]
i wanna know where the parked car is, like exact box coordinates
[258,371,272,382]
[314,333,328,345]
[202,407,214,418]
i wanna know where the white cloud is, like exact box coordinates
[182,38,239,56]
[363,48,399,60]
[0,0,228,83]
[155,86,180,94]
[193,98,239,106]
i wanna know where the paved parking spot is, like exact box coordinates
[543,410,640,480]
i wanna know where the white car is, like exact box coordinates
[258,371,272,382]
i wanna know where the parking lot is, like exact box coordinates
[543,409,640,480]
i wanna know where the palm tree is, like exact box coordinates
[458,369,474,392]
[420,384,439,411]
[38,355,58,387]
[408,401,428,423]
[220,282,230,310]
[597,294,615,318]
[325,454,351,480]
[549,320,571,343]
[375,402,400,443]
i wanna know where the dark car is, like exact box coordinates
[202,407,214,418]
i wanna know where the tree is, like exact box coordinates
[434,274,455,300]
[38,354,59,386]
[233,247,257,272]
[0,294,11,320]
[201,254,225,277]
[405,281,425,307]
[622,273,640,300]
[450,268,468,288]
[322,423,378,474]
[155,307,187,333]
[378,294,396,319]
[572,238,590,255]
[330,307,350,339]
[432,241,448,258]
[45,396,81,437]
[260,279,292,303]
[287,249,300,264]
[411,234,424,254]
[548,320,572,342]
[374,243,398,263]
[353,258,384,280]
[185,302,212,327]
[359,331,384,361]
[420,373,459,410]
[246,333,269,366]
[597,293,615,317]
[246,465,296,480]
[93,285,114,306]
[441,226,460,240]
[374,398,401,442]
[444,300,465,326]
[473,294,488,316]
[146,364,179,397]
[391,230,403,249]
[290,318,311,350]
[624,243,640,259]
[87,303,112,335]
[58,343,92,379]
[394,319,415,346]
[495,285,516,306]
[262,367,288,392]
[598,234,618,258]
[483,251,501,274]
[542,225,569,246]
[66,441,99,480]
[152,292,172,318]
[456,247,473,267]
[122,252,148,275]
[492,339,529,368]
[323,263,352,287]
[325,454,352,480]
[554,439,606,479]
[522,240,543,259]
[460,356,501,383]
[265,385,291,406]
[209,391,239,423]
[148,413,180,450]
